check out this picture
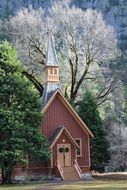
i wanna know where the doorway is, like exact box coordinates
[57,144,71,166]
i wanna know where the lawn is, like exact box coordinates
[55,180,127,190]
[0,183,39,190]
[0,180,127,190]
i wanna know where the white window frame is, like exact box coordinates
[75,138,82,157]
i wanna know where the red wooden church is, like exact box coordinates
[13,35,93,181]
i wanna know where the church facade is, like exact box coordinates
[13,34,93,181]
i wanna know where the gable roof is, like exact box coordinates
[42,90,93,137]
[49,126,80,148]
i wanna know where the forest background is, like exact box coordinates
[0,0,127,172]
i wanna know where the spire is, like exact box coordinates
[45,33,58,67]
[41,33,61,105]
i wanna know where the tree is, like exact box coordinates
[105,121,127,172]
[0,42,50,184]
[4,0,118,103]
[103,83,127,172]
[77,91,110,171]
[109,54,127,85]
[6,7,47,96]
[50,1,118,102]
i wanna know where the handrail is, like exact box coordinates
[56,160,64,180]
[74,159,82,179]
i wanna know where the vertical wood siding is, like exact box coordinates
[41,95,90,167]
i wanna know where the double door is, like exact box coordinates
[57,144,71,166]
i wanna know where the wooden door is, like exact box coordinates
[57,144,71,167]
[57,144,64,166]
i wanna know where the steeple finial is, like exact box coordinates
[45,33,58,67]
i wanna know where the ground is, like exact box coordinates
[0,174,127,190]
[0,179,127,190]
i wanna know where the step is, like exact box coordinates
[62,166,81,180]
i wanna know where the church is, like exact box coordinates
[13,34,93,181]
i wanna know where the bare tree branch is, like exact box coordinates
[96,78,116,101]
[22,70,43,96]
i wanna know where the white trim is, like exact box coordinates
[50,127,79,149]
[75,138,82,157]
[75,147,77,161]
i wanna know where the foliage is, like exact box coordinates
[77,91,110,171]
[0,0,126,174]
[105,121,127,172]
[109,54,127,85]
[50,1,118,101]
[0,42,50,184]
[104,97,127,172]
[3,1,118,103]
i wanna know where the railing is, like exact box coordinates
[74,159,82,179]
[56,160,64,180]
[48,75,59,81]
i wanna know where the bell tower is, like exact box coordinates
[46,66,59,82]
[45,35,59,82]
[42,33,61,104]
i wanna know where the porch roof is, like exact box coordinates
[49,126,79,149]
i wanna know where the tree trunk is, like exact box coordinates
[1,162,13,184]
[1,163,5,184]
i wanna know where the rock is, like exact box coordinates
[81,173,93,181]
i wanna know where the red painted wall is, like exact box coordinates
[41,94,90,167]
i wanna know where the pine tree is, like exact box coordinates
[0,42,50,184]
[77,91,110,172]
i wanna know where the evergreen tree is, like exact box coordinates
[0,42,50,184]
[77,91,110,171]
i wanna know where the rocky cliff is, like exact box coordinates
[76,0,127,51]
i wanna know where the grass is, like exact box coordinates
[0,183,40,190]
[54,180,127,190]
[0,180,127,190]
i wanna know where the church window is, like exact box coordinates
[75,138,82,157]
[54,68,58,75]
[49,68,53,75]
